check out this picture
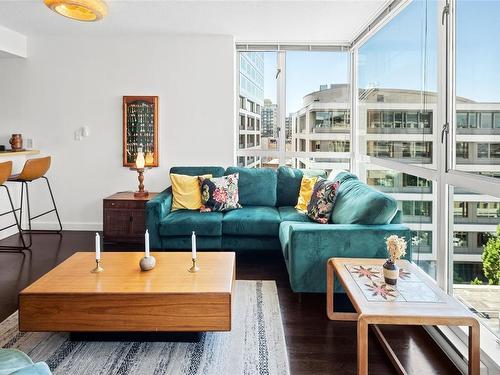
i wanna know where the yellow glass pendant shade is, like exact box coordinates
[44,0,108,22]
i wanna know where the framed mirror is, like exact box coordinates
[122,96,159,167]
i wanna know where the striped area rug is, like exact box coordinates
[0,280,289,375]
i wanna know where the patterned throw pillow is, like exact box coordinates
[199,173,242,212]
[306,178,340,224]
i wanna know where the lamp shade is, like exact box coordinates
[43,0,108,22]
[135,149,145,169]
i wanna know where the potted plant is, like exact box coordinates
[383,235,407,285]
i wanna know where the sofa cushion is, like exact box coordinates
[278,206,311,223]
[225,167,277,206]
[333,171,358,184]
[199,174,241,212]
[331,173,398,225]
[163,236,222,250]
[306,178,340,224]
[170,166,225,178]
[159,210,223,237]
[222,206,281,236]
[295,176,318,213]
[277,166,327,207]
[170,173,212,211]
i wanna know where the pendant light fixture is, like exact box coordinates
[43,0,108,22]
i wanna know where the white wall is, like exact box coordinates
[0,35,235,231]
[0,25,27,58]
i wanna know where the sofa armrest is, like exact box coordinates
[146,187,172,249]
[390,209,403,224]
[284,222,412,293]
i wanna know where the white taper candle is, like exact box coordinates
[145,229,150,258]
[191,231,196,259]
[95,232,100,260]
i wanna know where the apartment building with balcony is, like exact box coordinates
[291,84,500,282]
[291,84,351,171]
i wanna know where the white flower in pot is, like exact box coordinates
[383,235,407,285]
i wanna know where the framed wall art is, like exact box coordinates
[122,96,159,167]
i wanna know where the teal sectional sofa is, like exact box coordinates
[146,166,411,292]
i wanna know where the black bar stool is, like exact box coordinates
[0,161,28,251]
[8,156,62,245]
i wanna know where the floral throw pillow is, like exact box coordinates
[199,173,242,212]
[306,178,340,224]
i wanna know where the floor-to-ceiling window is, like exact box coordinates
[236,46,350,173]
[237,51,277,168]
[449,0,500,344]
[236,0,500,368]
[357,0,438,279]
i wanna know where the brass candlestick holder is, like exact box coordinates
[91,259,104,273]
[188,258,200,273]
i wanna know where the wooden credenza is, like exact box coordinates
[103,192,158,244]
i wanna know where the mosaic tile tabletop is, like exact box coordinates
[345,264,444,303]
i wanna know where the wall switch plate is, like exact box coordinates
[25,138,34,149]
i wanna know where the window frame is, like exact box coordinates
[235,46,352,168]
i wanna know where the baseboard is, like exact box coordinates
[29,222,103,231]
[0,221,102,240]
[0,226,18,241]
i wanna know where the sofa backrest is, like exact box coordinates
[331,172,398,225]
[169,166,225,178]
[276,166,327,207]
[225,166,277,206]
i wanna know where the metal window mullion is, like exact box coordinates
[436,0,451,291]
[234,50,240,165]
[277,51,286,166]
[350,48,360,175]
[351,0,410,50]
[446,0,457,294]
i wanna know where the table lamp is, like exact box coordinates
[133,147,149,198]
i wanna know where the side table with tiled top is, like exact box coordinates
[326,257,480,375]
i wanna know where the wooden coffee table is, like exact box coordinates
[19,252,235,336]
[326,258,480,375]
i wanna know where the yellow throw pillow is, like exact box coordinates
[295,176,318,213]
[170,173,212,211]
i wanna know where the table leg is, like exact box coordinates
[327,259,334,319]
[326,259,358,321]
[468,321,480,375]
[357,316,368,375]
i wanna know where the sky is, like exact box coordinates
[263,51,349,113]
[260,0,500,113]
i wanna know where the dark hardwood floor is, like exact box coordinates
[0,231,460,374]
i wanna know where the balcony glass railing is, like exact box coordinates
[312,124,350,133]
